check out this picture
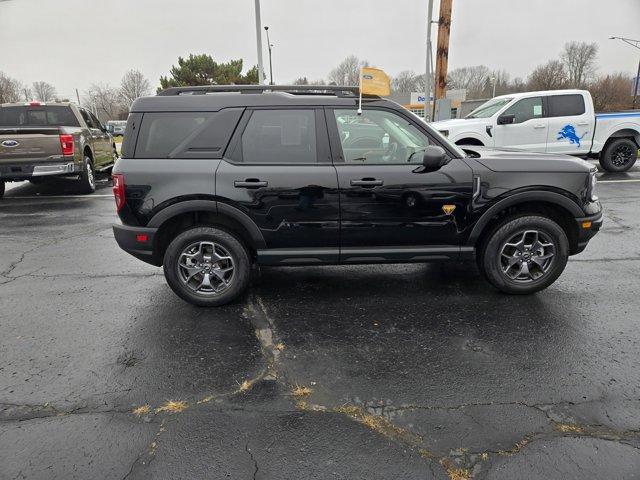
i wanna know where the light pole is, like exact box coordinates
[254,0,265,84]
[610,36,640,109]
[491,75,497,98]
[264,26,274,85]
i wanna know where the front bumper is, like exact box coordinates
[113,224,159,266]
[0,161,80,180]
[574,201,603,254]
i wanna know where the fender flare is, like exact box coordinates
[148,199,266,249]
[466,191,583,246]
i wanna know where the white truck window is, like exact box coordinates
[547,95,585,117]
[503,97,543,124]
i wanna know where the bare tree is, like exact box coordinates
[32,81,57,102]
[292,77,310,85]
[447,65,490,99]
[589,73,633,112]
[527,60,568,91]
[0,72,22,103]
[85,83,123,122]
[392,70,419,93]
[561,41,598,88]
[328,55,369,86]
[119,69,151,109]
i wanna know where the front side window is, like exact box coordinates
[547,94,585,117]
[333,109,430,164]
[503,97,543,124]
[238,110,317,164]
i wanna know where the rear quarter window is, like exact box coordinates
[133,108,243,159]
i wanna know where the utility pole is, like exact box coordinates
[254,0,265,85]
[609,36,640,109]
[423,0,434,121]
[434,0,453,104]
[264,26,274,85]
[75,88,81,106]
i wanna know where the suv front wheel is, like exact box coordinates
[163,227,251,307]
[479,215,569,294]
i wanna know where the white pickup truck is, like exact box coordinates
[431,89,639,172]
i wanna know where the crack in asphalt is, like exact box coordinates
[4,283,639,479]
[245,442,259,480]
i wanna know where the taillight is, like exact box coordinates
[112,174,125,212]
[59,134,74,156]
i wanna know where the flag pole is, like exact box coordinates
[357,68,363,115]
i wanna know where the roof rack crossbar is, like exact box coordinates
[157,85,362,97]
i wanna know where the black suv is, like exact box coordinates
[112,85,602,306]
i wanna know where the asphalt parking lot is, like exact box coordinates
[1,164,640,480]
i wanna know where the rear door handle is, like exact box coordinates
[351,178,383,187]
[234,179,268,188]
[577,122,589,126]
[533,124,546,129]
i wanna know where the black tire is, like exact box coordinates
[163,227,251,307]
[29,178,47,185]
[599,138,638,172]
[478,215,569,295]
[78,156,96,194]
[0,180,4,199]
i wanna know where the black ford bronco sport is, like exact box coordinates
[112,85,602,306]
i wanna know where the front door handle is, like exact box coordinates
[533,124,546,129]
[234,179,268,189]
[351,178,383,187]
[577,122,589,126]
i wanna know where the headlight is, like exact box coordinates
[589,171,598,202]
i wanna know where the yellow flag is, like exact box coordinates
[360,67,391,96]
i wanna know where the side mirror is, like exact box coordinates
[422,146,448,172]
[497,114,515,125]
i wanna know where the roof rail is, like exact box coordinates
[156,85,363,97]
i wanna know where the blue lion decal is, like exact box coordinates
[557,124,587,148]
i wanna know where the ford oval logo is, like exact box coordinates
[1,140,19,148]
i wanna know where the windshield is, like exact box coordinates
[466,97,513,119]
[0,105,80,127]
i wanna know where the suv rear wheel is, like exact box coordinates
[163,227,251,307]
[0,180,4,199]
[478,215,569,294]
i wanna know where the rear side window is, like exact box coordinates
[547,94,586,117]
[0,105,80,127]
[134,108,243,159]
[234,109,317,164]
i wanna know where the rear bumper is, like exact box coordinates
[0,161,80,180]
[113,224,159,266]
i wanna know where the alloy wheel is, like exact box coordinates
[499,230,555,282]
[611,144,635,167]
[177,241,235,295]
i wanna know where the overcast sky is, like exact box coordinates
[0,0,638,100]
